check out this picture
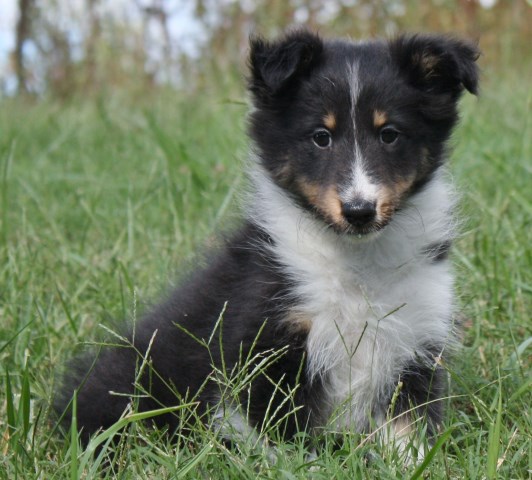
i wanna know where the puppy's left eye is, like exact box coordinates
[380,127,400,144]
[313,130,332,148]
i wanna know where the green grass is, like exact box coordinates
[0,69,530,478]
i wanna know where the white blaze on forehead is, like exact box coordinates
[344,60,379,203]
[347,60,361,115]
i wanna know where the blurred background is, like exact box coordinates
[0,0,530,99]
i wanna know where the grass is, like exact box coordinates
[0,66,530,478]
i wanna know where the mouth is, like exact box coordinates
[325,216,391,238]
[346,221,390,238]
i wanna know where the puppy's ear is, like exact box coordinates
[390,34,480,96]
[248,30,323,103]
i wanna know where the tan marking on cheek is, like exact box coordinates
[395,176,416,197]
[377,200,396,223]
[297,180,347,230]
[297,179,320,205]
[373,110,388,128]
[319,185,344,225]
[323,112,336,130]
[376,187,398,223]
[376,176,416,223]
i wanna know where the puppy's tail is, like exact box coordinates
[53,344,139,446]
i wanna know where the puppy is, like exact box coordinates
[55,30,479,452]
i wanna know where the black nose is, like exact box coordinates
[342,200,377,228]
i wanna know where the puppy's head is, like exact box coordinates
[248,30,479,236]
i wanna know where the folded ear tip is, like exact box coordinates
[463,64,480,95]
[454,38,481,95]
[248,28,321,56]
[391,33,481,96]
[247,29,323,101]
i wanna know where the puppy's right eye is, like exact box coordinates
[313,130,332,148]
[380,127,400,145]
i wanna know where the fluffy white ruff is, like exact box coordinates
[249,165,457,431]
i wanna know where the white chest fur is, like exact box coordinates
[250,168,456,430]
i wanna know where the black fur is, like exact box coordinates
[424,240,452,263]
[55,223,327,444]
[54,30,479,447]
[249,30,324,102]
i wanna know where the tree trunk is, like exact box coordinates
[14,0,33,94]
[85,0,101,90]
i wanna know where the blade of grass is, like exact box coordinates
[70,392,78,480]
[77,403,197,475]
[1,141,14,249]
[19,361,31,445]
[5,367,16,442]
[0,320,34,355]
[175,441,214,478]
[486,373,503,479]
[55,282,78,335]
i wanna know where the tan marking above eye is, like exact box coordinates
[323,113,336,130]
[373,110,388,128]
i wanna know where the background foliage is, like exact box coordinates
[3,0,532,98]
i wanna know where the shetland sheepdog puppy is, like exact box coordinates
[55,30,479,454]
